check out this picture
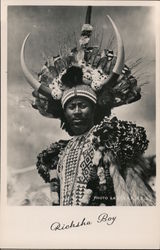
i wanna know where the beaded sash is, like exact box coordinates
[57,132,94,206]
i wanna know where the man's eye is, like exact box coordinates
[80,104,87,109]
[68,105,75,110]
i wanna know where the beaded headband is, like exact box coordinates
[61,85,97,108]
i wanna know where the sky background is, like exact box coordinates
[7,5,156,171]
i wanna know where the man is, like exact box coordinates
[20,7,155,206]
[56,84,98,206]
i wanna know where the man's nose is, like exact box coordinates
[74,105,81,114]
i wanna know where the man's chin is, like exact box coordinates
[72,125,87,135]
[72,124,94,135]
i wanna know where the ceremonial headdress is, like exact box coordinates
[21,6,141,124]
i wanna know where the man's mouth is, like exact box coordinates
[73,119,82,122]
[72,119,84,125]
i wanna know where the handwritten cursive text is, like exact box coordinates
[50,217,91,231]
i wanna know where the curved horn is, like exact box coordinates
[102,15,125,86]
[20,33,52,98]
[85,6,92,24]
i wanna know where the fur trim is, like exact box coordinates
[109,157,155,206]
[125,167,155,206]
[110,163,132,206]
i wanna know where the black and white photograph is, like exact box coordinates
[1,0,160,248]
[7,4,156,206]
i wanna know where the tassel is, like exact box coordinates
[50,169,60,205]
[81,189,93,205]
[50,191,59,205]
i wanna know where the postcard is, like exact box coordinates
[1,0,160,249]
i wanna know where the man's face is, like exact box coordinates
[64,96,95,135]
